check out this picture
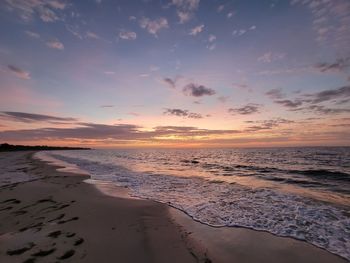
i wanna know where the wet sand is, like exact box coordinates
[0,151,347,263]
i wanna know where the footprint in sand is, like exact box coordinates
[31,248,56,257]
[57,249,75,260]
[47,230,62,238]
[74,238,84,246]
[6,242,35,255]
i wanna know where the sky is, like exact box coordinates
[0,0,350,148]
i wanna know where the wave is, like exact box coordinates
[181,159,350,183]
[290,169,350,182]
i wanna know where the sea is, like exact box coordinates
[35,147,350,260]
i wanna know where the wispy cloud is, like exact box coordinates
[163,77,178,89]
[104,71,115,75]
[272,86,350,111]
[227,11,234,19]
[291,0,350,53]
[292,105,350,115]
[119,30,137,40]
[183,83,216,97]
[0,116,241,142]
[7,65,31,79]
[232,25,256,37]
[217,4,225,12]
[217,96,230,103]
[171,0,200,23]
[86,31,101,40]
[46,39,64,50]
[163,108,203,119]
[274,99,303,108]
[206,34,216,50]
[314,57,350,73]
[308,85,350,104]
[100,105,114,108]
[189,24,204,36]
[258,52,286,63]
[139,17,168,37]
[265,88,285,99]
[65,24,83,39]
[245,118,294,131]
[4,0,67,22]
[0,111,76,123]
[228,103,261,115]
[208,34,216,42]
[25,30,40,39]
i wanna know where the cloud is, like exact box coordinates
[0,111,77,123]
[150,65,159,71]
[171,0,200,23]
[47,0,66,9]
[104,71,115,75]
[39,6,59,22]
[233,83,249,90]
[139,17,168,37]
[0,120,241,142]
[4,0,67,22]
[100,105,114,108]
[119,30,137,40]
[258,52,286,63]
[128,112,140,117]
[189,24,204,36]
[65,24,83,39]
[208,34,216,42]
[291,0,350,53]
[217,96,230,103]
[265,88,285,99]
[206,34,216,50]
[217,4,224,12]
[162,77,178,89]
[272,86,350,111]
[25,30,40,39]
[7,65,30,79]
[314,57,350,73]
[227,12,234,19]
[274,99,303,108]
[232,25,256,37]
[46,39,64,50]
[183,83,216,97]
[207,43,216,51]
[292,105,350,115]
[308,85,350,104]
[228,104,261,115]
[245,118,294,131]
[86,31,100,40]
[163,108,203,119]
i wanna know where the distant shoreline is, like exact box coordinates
[0,143,91,152]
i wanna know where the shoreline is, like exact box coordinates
[0,151,347,262]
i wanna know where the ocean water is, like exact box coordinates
[36,147,350,260]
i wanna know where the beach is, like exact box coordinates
[0,151,347,263]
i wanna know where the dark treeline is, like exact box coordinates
[0,143,91,152]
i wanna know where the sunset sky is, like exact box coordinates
[0,0,350,148]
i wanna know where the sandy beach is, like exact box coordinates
[0,151,347,263]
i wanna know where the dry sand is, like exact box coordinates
[0,151,347,263]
